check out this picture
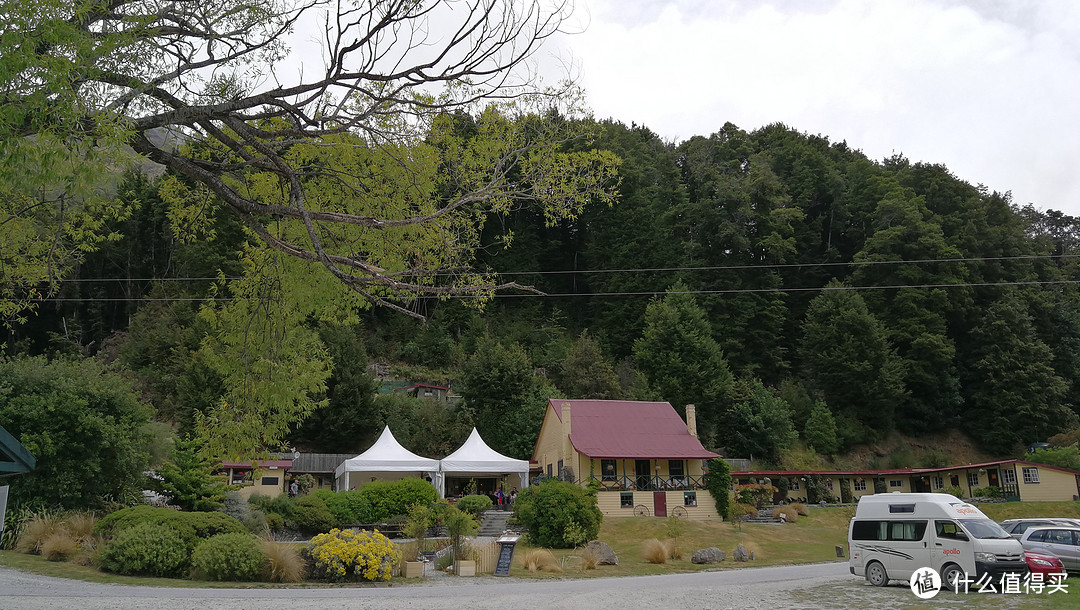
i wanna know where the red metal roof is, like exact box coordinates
[548,399,719,460]
[731,460,1080,478]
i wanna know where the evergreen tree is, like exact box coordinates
[803,404,840,455]
[963,291,1073,453]
[799,281,905,445]
[555,330,622,399]
[632,282,734,446]
[154,438,227,511]
[721,379,797,464]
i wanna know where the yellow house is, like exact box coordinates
[732,460,1080,503]
[532,399,720,519]
[220,458,292,500]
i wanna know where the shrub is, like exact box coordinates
[643,539,668,564]
[734,484,777,509]
[249,494,296,520]
[265,513,285,532]
[972,486,1002,498]
[456,494,493,515]
[99,522,190,577]
[703,458,732,519]
[358,478,439,522]
[290,495,338,534]
[94,505,244,551]
[789,502,809,516]
[944,486,965,499]
[191,533,265,581]
[434,503,478,560]
[261,539,305,583]
[308,528,401,582]
[312,489,371,526]
[520,549,562,573]
[513,479,602,549]
[41,532,79,561]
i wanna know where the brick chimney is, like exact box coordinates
[686,404,697,437]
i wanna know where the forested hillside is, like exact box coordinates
[7,119,1080,465]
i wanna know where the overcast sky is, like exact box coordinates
[547,0,1080,215]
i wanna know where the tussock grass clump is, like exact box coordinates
[73,535,106,567]
[40,532,79,562]
[643,538,668,564]
[64,512,98,540]
[772,506,799,522]
[520,549,563,573]
[667,542,683,560]
[789,503,809,516]
[16,513,63,554]
[579,545,599,570]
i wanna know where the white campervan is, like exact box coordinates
[848,493,1025,589]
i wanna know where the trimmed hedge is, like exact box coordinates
[359,478,439,522]
[456,494,493,515]
[95,505,245,550]
[191,533,265,581]
[312,489,374,525]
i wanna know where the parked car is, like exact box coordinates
[1019,526,1080,571]
[1024,551,1066,578]
[1000,518,1078,539]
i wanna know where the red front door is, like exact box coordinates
[654,491,667,517]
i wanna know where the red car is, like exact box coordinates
[1025,551,1066,578]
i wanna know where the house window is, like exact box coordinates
[853,480,867,492]
[262,476,279,486]
[1003,469,1017,485]
[601,459,617,481]
[668,460,684,478]
[1023,468,1040,484]
[546,463,552,478]
[967,473,979,487]
[932,476,944,490]
[684,492,697,507]
[557,459,564,477]
[889,479,904,489]
[790,479,800,491]
[620,493,634,508]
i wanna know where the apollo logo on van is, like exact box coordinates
[954,507,980,516]
[943,548,961,556]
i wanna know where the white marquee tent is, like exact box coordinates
[333,426,441,492]
[439,428,530,497]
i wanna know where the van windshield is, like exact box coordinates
[959,519,1012,540]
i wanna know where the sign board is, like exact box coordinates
[494,534,520,576]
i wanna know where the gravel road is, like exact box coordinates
[0,562,1038,609]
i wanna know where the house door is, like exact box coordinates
[988,470,1000,488]
[635,460,651,491]
[653,491,667,517]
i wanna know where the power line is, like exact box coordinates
[40,253,1080,284]
[11,278,1080,303]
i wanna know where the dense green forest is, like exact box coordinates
[7,119,1080,467]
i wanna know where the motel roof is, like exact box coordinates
[548,399,719,460]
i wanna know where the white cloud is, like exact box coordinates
[551,0,1080,213]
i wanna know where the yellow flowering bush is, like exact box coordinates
[309,528,401,582]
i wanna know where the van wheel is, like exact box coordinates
[865,561,889,587]
[941,564,964,593]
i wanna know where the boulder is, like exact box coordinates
[586,540,618,565]
[733,543,749,562]
[691,547,726,564]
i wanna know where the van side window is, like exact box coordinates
[852,520,927,541]
[936,520,964,540]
